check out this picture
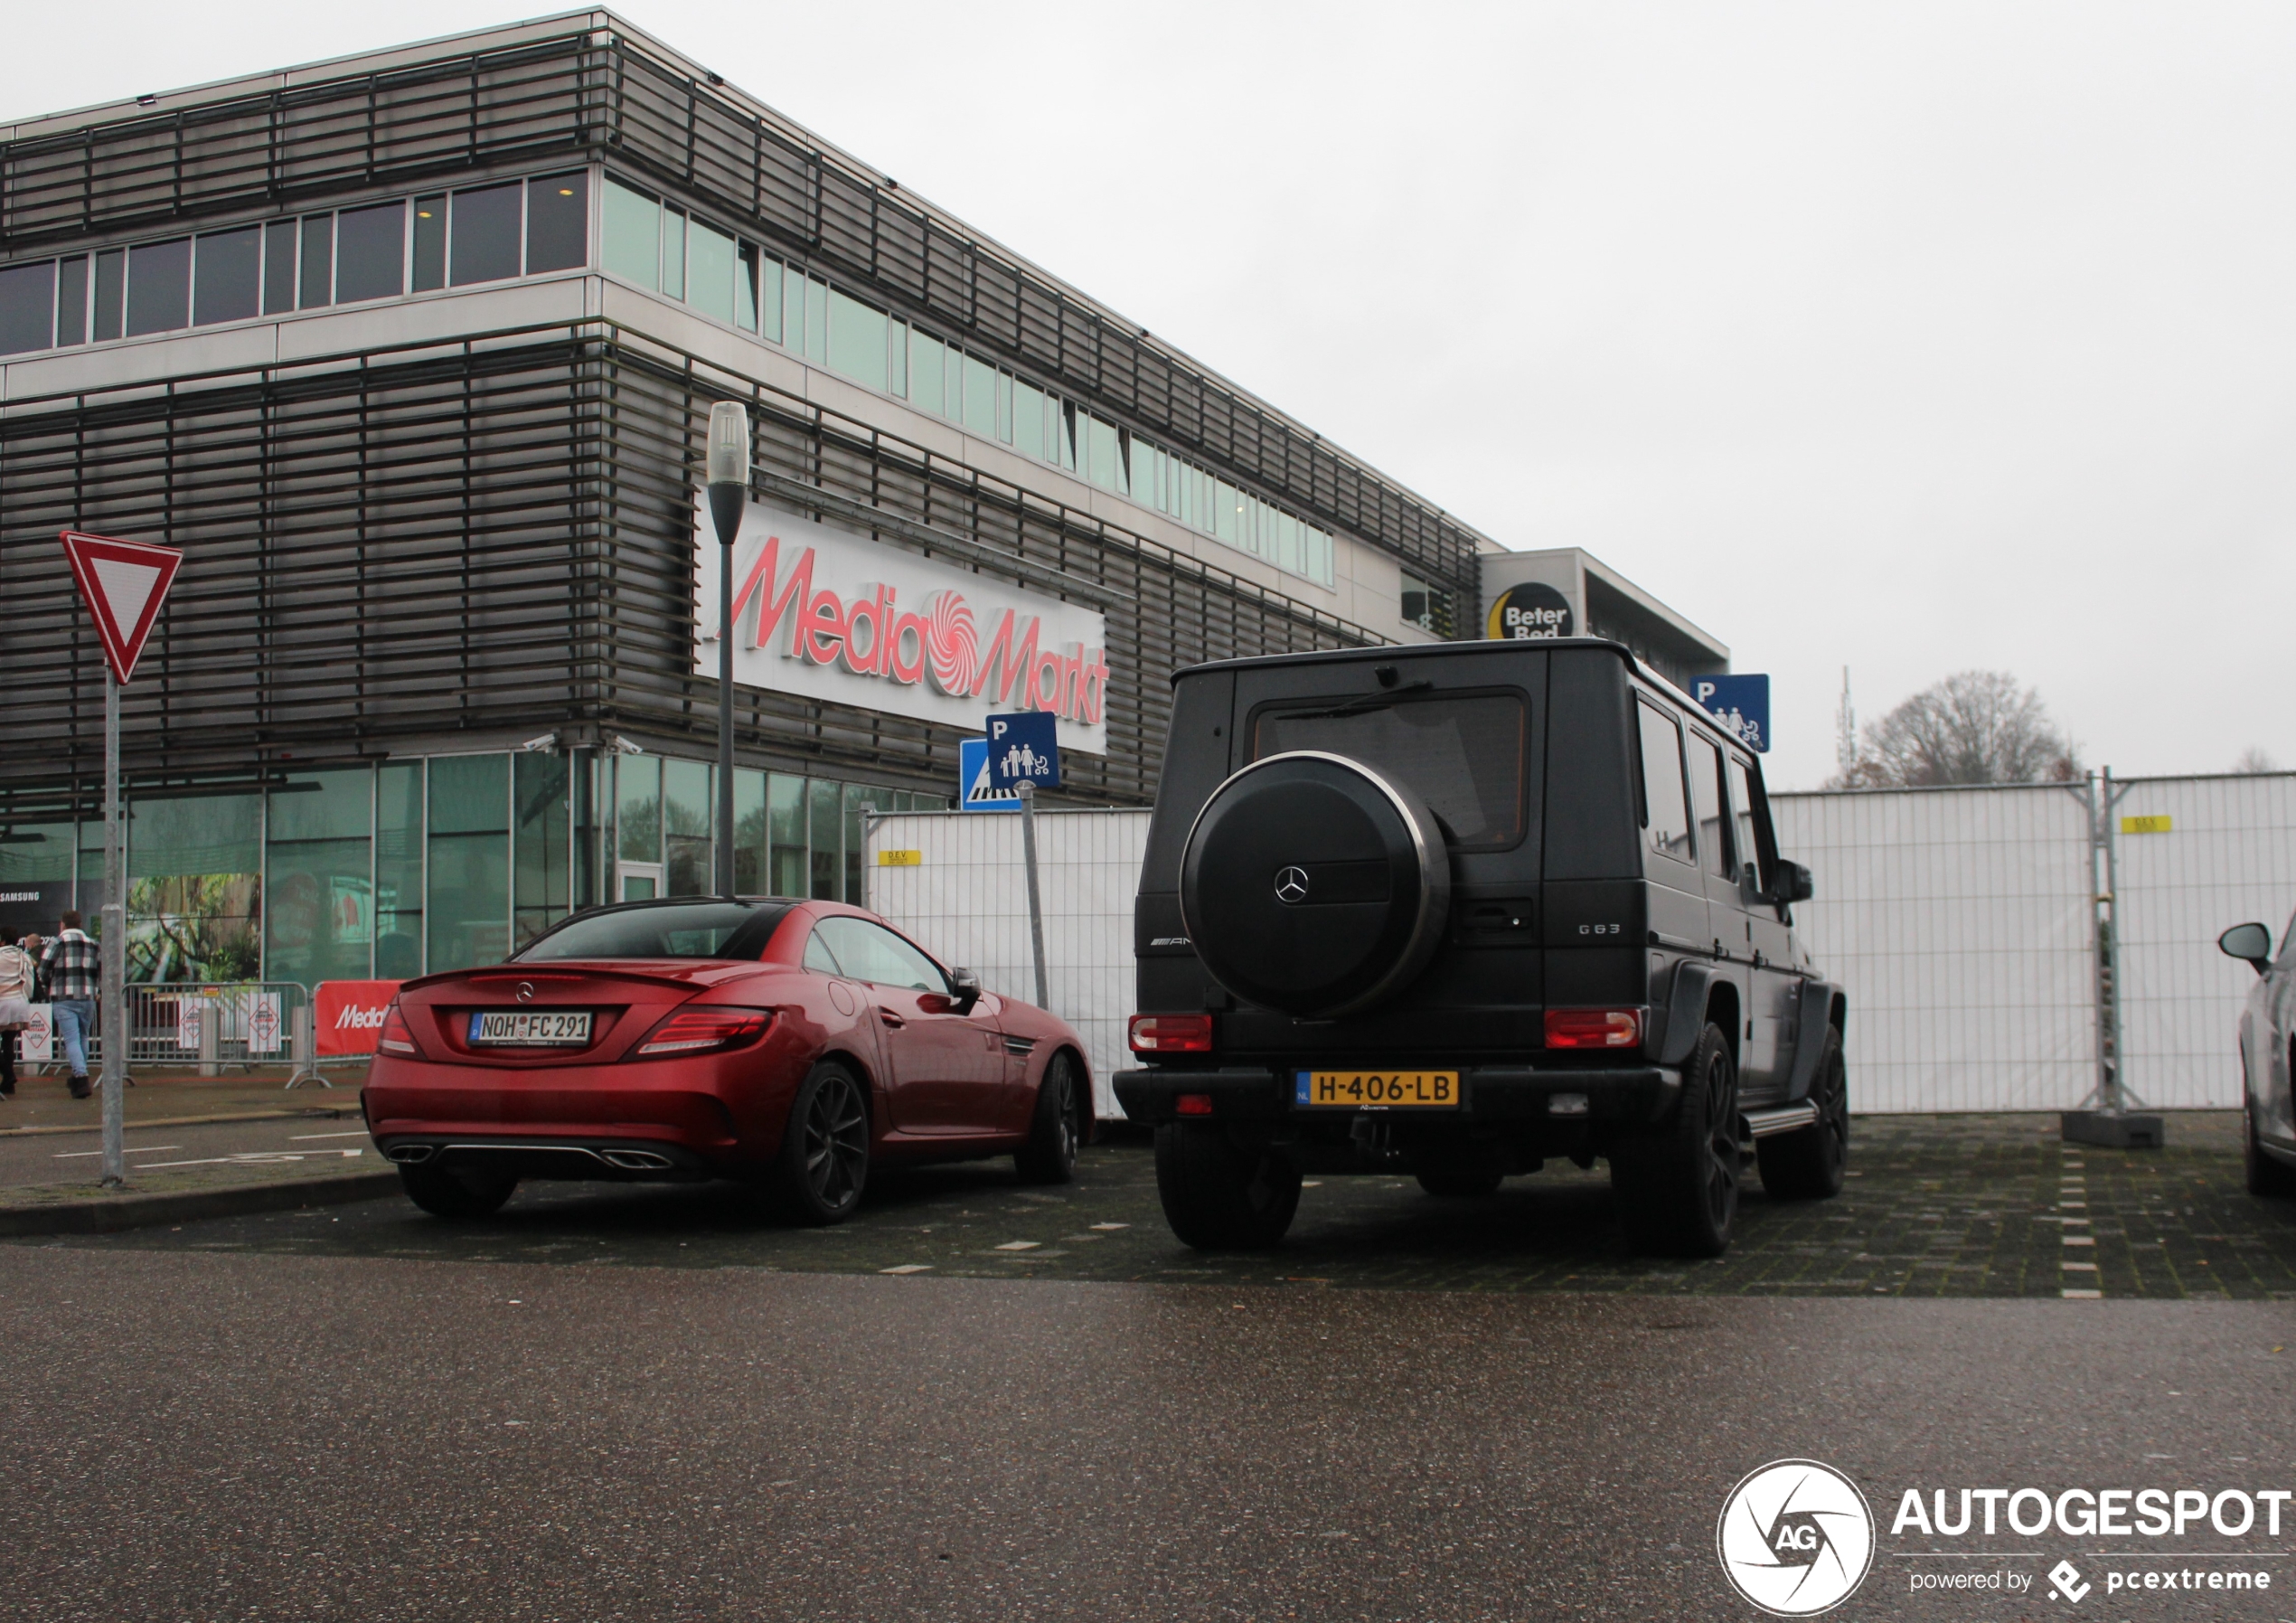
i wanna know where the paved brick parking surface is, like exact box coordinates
[26,1109,2296,1300]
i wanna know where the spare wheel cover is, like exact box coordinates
[1178,750,1452,1018]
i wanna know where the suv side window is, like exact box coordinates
[816,916,949,993]
[1689,737,1730,877]
[1635,700,1695,865]
[1727,755,1767,892]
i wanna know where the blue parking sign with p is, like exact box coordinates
[984,712,1061,790]
[1691,675,1770,752]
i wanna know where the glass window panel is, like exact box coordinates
[297,216,333,309]
[427,754,510,972]
[1012,379,1044,459]
[996,371,1013,442]
[449,184,521,286]
[1086,415,1124,493]
[663,758,712,897]
[0,822,73,888]
[410,195,446,292]
[1636,703,1694,864]
[192,227,260,326]
[737,243,760,332]
[807,778,840,901]
[1059,401,1077,469]
[944,340,965,419]
[54,255,88,346]
[125,793,261,983]
[513,751,571,949]
[0,259,54,355]
[815,917,946,993]
[733,769,767,894]
[267,769,374,988]
[825,288,888,390]
[616,753,662,864]
[334,203,404,303]
[261,224,296,316]
[963,354,997,438]
[92,249,127,341]
[782,262,805,352]
[571,750,605,912]
[600,178,661,289]
[525,172,588,272]
[1255,696,1527,849]
[375,761,423,978]
[759,257,784,342]
[1214,480,1240,544]
[908,330,944,417]
[1279,512,1304,575]
[889,320,907,396]
[686,219,737,325]
[1689,739,1729,877]
[1727,756,1768,890]
[767,773,805,898]
[125,238,190,336]
[843,784,889,903]
[804,276,827,363]
[662,209,686,299]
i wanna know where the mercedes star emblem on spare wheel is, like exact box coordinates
[516,982,535,1003]
[1275,866,1311,904]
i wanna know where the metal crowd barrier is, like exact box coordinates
[17,982,326,1087]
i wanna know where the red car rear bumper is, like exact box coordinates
[365,1040,809,1176]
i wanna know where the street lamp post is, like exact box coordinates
[705,401,751,901]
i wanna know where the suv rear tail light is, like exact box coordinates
[1129,1014,1213,1053]
[635,1007,774,1057]
[1175,1093,1215,1116]
[377,1001,423,1059]
[1545,1007,1643,1050]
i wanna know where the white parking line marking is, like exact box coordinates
[290,1131,371,1141]
[993,1241,1040,1251]
[1087,1222,1128,1231]
[53,1146,180,1157]
[880,1264,933,1275]
[2062,1288,2103,1298]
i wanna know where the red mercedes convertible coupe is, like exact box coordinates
[363,898,1090,1222]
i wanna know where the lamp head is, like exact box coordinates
[706,401,750,488]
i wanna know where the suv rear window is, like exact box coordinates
[1254,692,1527,847]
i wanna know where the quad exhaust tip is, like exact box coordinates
[601,1149,673,1170]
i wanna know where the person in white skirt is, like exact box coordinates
[0,935,37,1099]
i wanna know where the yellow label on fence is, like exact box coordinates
[2121,815,2172,835]
[878,849,923,866]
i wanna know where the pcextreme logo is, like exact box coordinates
[1717,1459,1877,1616]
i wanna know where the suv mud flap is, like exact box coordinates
[1115,1066,1680,1127]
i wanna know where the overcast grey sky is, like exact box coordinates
[10,2,2292,788]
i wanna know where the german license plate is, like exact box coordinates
[469,1010,592,1046]
[1295,1070,1460,1109]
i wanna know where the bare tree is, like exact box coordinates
[2232,747,2279,774]
[1828,671,2079,788]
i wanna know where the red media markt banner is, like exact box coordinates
[314,980,402,1056]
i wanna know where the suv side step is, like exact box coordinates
[1740,1103,1819,1139]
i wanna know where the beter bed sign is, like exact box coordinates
[694,496,1110,755]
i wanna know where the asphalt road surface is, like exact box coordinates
[5,1119,2295,1621]
[0,1114,374,1187]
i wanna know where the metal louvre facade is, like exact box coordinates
[0,12,1482,612]
[1,316,1374,810]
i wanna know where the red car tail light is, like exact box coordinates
[1130,1014,1213,1053]
[635,1006,774,1057]
[1175,1093,1215,1117]
[377,1001,423,1059]
[1544,1007,1643,1050]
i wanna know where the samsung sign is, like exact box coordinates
[694,497,1110,755]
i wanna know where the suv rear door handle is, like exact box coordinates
[879,1010,906,1029]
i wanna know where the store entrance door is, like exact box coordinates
[616,862,664,901]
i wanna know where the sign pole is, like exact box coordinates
[100,670,126,1186]
[1016,781,1050,1010]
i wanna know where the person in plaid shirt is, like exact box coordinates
[40,911,99,1099]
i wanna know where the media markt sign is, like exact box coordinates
[694,497,1110,754]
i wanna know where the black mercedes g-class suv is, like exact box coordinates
[1113,637,1847,1258]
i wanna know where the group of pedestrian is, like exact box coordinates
[0,912,102,1100]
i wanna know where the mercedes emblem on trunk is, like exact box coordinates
[1274,866,1311,904]
[515,982,535,1003]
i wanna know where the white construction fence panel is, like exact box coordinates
[1770,785,2098,1113]
[865,809,1151,1119]
[2110,772,2296,1109]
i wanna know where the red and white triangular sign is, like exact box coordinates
[59,530,183,685]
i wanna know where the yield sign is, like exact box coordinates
[59,530,183,684]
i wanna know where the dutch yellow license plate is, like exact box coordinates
[1294,1070,1461,1109]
